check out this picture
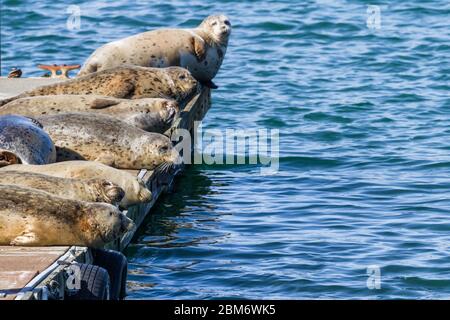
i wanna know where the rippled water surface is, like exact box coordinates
[2,0,450,299]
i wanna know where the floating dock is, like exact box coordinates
[0,78,211,300]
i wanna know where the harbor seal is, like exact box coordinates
[78,15,231,89]
[0,95,179,133]
[0,66,199,107]
[0,161,152,208]
[37,113,181,170]
[0,115,56,167]
[0,185,134,247]
[0,171,125,205]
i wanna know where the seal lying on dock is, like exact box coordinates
[37,113,181,170]
[0,115,56,167]
[0,66,199,107]
[0,161,151,209]
[78,15,231,89]
[0,185,134,247]
[0,171,125,206]
[0,95,179,133]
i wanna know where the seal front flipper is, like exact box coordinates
[89,97,121,109]
[201,80,219,89]
[11,232,39,246]
[192,37,207,62]
[104,80,135,99]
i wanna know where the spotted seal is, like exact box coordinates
[78,15,231,88]
[0,115,56,167]
[37,113,181,170]
[0,185,134,247]
[0,95,179,133]
[0,161,152,208]
[0,66,199,107]
[0,171,125,205]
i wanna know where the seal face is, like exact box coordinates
[0,66,199,108]
[0,115,56,167]
[0,185,134,247]
[78,15,231,86]
[0,171,125,205]
[0,95,180,133]
[37,113,181,170]
[0,161,152,209]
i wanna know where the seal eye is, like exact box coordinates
[224,20,231,26]
[109,212,114,216]
[179,74,186,80]
[159,145,169,153]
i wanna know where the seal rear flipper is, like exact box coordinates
[0,150,21,167]
[78,60,100,77]
[201,80,219,89]
[89,97,121,109]
[0,95,22,107]
[10,232,39,246]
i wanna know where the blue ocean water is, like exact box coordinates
[1,0,450,299]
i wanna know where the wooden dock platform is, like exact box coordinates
[0,78,211,300]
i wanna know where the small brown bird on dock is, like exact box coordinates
[38,64,81,79]
[7,67,22,78]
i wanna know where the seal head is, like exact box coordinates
[86,179,126,206]
[165,67,200,103]
[85,204,135,246]
[149,136,183,175]
[198,15,232,46]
